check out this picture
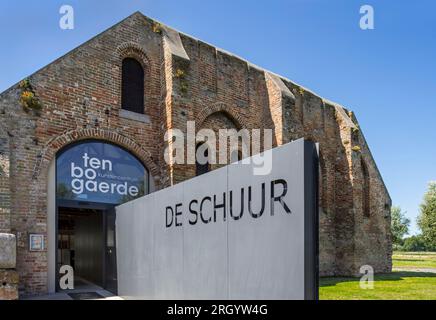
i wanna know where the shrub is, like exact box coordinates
[401,235,428,252]
[18,78,42,113]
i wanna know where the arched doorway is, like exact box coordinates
[54,140,149,294]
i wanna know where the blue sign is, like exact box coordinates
[56,141,148,204]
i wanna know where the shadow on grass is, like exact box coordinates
[393,258,431,262]
[320,271,436,287]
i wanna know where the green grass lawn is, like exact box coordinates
[392,251,436,269]
[319,252,436,300]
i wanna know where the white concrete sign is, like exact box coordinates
[116,138,318,300]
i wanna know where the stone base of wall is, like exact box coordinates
[0,233,18,300]
[0,270,19,300]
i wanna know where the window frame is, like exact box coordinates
[121,57,145,115]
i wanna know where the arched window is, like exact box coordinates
[361,158,370,217]
[196,143,210,176]
[230,149,242,163]
[56,140,149,205]
[121,58,144,114]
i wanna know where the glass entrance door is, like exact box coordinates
[56,201,118,294]
[55,140,148,295]
[104,207,117,294]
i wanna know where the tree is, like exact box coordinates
[391,206,410,246]
[402,235,427,252]
[418,181,436,250]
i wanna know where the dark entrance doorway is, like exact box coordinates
[104,207,117,293]
[54,140,150,296]
[56,201,117,294]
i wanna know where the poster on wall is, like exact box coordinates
[56,141,148,205]
[29,234,45,252]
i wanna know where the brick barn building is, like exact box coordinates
[0,12,391,298]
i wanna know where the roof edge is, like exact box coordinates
[2,10,353,115]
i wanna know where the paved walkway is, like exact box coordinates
[393,267,436,274]
[24,278,123,300]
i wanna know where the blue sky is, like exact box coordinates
[0,0,435,235]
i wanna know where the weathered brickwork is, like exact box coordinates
[0,125,11,233]
[0,233,18,300]
[0,12,391,297]
[0,269,19,300]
